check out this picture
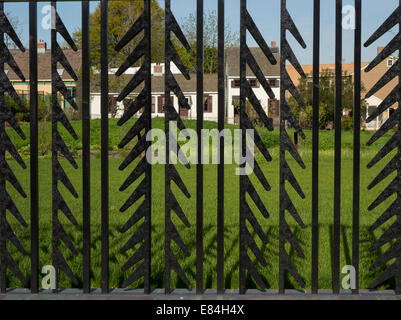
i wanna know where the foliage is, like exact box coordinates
[178,9,239,73]
[342,117,354,130]
[72,0,164,68]
[288,69,367,129]
[5,95,29,122]
[5,94,52,123]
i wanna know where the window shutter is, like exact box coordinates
[158,96,163,113]
[275,99,280,116]
[151,96,155,113]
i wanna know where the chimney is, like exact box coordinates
[270,41,279,54]
[153,64,163,76]
[377,46,384,55]
[38,40,47,53]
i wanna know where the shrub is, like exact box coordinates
[5,95,29,121]
[342,117,353,130]
[38,95,52,121]
[260,128,280,149]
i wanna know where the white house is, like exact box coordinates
[225,44,281,124]
[89,44,281,124]
[90,71,219,121]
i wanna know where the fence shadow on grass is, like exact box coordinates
[4,220,398,291]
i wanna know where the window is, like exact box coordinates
[387,59,393,67]
[158,96,173,113]
[203,95,212,113]
[249,79,258,87]
[232,79,259,88]
[152,96,155,113]
[269,79,279,87]
[232,79,241,88]
[179,97,191,108]
[64,86,77,109]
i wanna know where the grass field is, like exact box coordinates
[3,119,398,290]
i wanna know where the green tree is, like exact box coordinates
[72,0,164,68]
[288,69,367,129]
[177,9,239,73]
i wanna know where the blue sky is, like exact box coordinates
[4,0,399,64]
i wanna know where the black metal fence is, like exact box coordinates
[0,0,400,296]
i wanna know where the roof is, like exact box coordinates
[90,73,218,94]
[286,62,370,87]
[226,46,280,77]
[286,57,398,105]
[7,49,82,82]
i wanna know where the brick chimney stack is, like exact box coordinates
[38,40,47,53]
[270,41,278,53]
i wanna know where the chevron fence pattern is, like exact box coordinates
[114,0,151,292]
[0,3,28,292]
[364,3,401,294]
[0,0,399,297]
[239,0,277,294]
[164,0,193,293]
[279,0,307,293]
[51,1,80,288]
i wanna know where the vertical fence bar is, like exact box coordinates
[164,0,171,294]
[82,0,91,294]
[0,0,5,294]
[51,0,58,292]
[29,0,39,294]
[144,0,152,295]
[396,0,401,295]
[311,0,320,294]
[239,0,246,295]
[352,0,361,295]
[394,0,401,295]
[196,0,204,295]
[100,0,109,294]
[217,0,225,295]
[333,0,342,294]
[279,0,286,294]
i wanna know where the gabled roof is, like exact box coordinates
[226,46,280,77]
[7,49,82,82]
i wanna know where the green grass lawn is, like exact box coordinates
[3,119,398,290]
